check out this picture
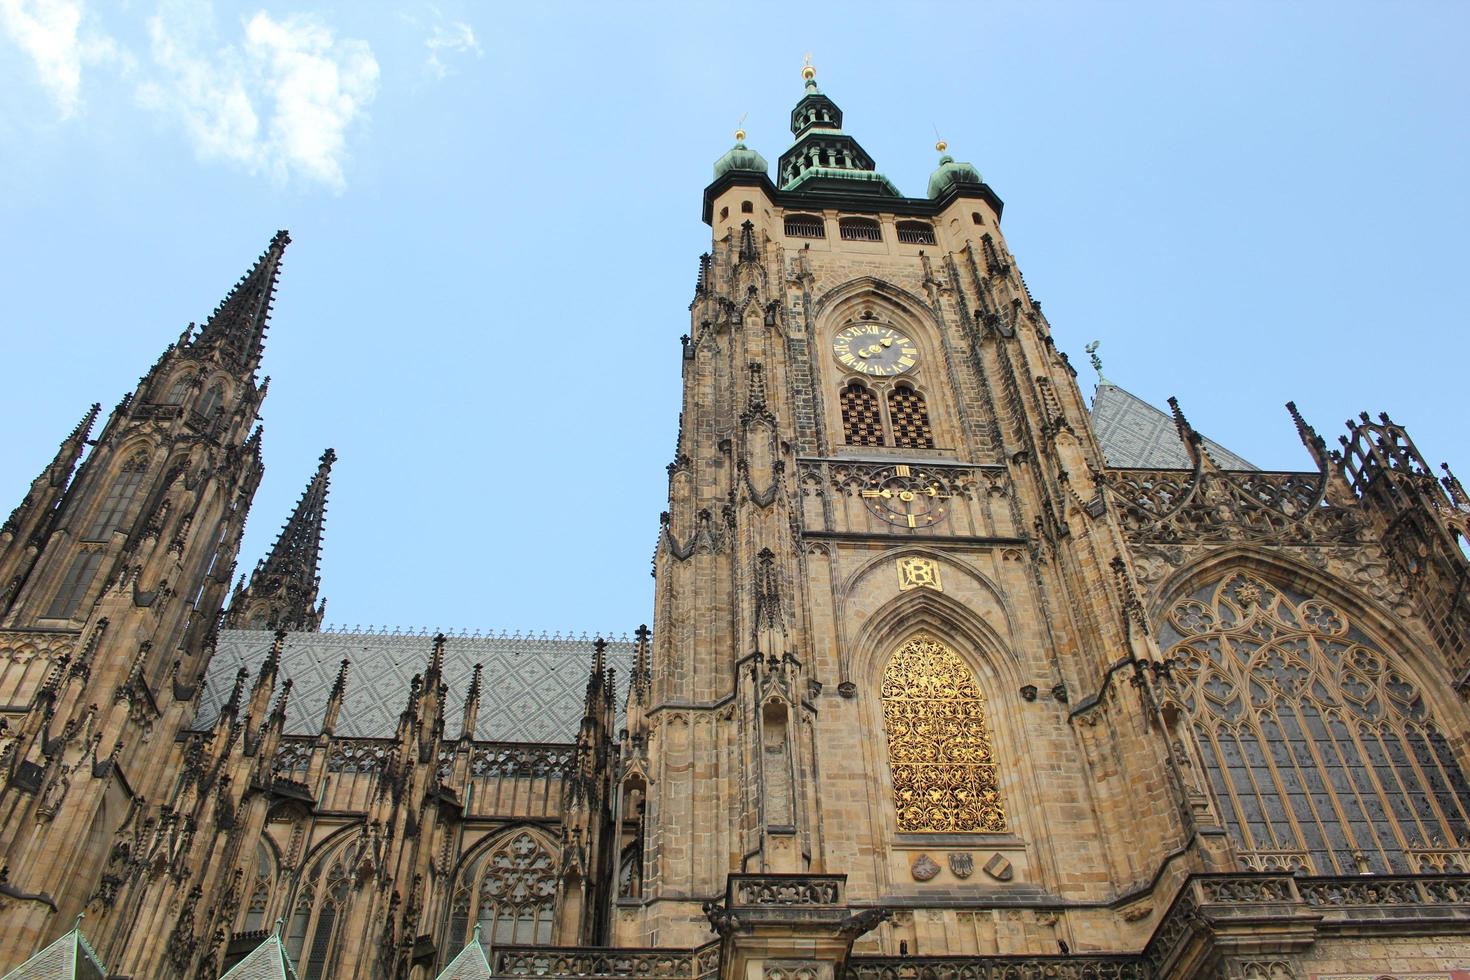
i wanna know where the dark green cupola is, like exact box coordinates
[713,126,769,180]
[776,62,900,198]
[927,140,984,199]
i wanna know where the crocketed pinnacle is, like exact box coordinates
[194,230,290,375]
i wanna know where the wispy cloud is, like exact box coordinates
[424,18,479,79]
[0,0,122,118]
[137,6,379,190]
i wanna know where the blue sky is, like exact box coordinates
[1,2,1466,635]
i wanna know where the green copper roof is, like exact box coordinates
[927,153,983,199]
[713,140,769,179]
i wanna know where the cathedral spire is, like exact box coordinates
[193,230,290,377]
[226,448,334,632]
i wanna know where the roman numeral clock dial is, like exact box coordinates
[832,324,918,377]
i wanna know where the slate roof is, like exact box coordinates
[1090,383,1256,470]
[218,933,298,980]
[195,629,634,741]
[0,926,106,980]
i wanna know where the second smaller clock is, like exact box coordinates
[860,464,953,529]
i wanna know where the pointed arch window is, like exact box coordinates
[285,842,353,979]
[448,831,557,951]
[882,634,1006,833]
[162,374,193,405]
[1161,573,1470,874]
[83,453,148,541]
[840,381,884,447]
[197,384,224,419]
[888,384,935,449]
[241,841,275,933]
[45,550,103,620]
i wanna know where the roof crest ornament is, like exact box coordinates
[1084,341,1110,385]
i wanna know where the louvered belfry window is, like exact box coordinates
[888,384,935,449]
[1161,573,1470,875]
[840,381,885,447]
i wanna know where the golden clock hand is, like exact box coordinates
[860,488,893,499]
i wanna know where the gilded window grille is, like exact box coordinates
[888,385,935,449]
[1161,573,1470,875]
[882,634,1006,833]
[840,381,885,447]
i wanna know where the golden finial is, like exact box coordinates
[735,111,748,143]
[935,139,948,154]
[802,53,816,82]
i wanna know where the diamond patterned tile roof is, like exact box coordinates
[194,629,635,741]
[1090,383,1256,470]
[0,926,105,980]
[434,931,492,980]
[217,933,298,980]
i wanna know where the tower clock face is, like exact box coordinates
[832,324,918,377]
[861,464,952,529]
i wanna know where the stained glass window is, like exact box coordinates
[1161,573,1470,874]
[450,830,557,950]
[882,634,1006,833]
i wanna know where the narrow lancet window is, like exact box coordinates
[840,381,884,447]
[83,454,147,541]
[882,634,1006,833]
[888,384,935,449]
[46,551,103,619]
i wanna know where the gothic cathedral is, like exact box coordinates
[2,66,1468,980]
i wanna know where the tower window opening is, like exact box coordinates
[889,384,936,449]
[784,215,825,239]
[840,381,885,447]
[839,217,883,243]
[83,455,147,541]
[741,200,753,214]
[971,211,984,226]
[720,206,729,221]
[896,221,937,246]
[162,374,193,405]
[197,383,224,419]
[46,550,103,620]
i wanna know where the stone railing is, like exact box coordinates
[847,956,1149,980]
[492,942,720,978]
[729,874,845,908]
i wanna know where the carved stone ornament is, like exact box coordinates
[982,853,1013,881]
[947,852,974,879]
[896,556,942,592]
[910,854,940,881]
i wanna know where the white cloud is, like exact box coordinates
[138,6,379,190]
[0,0,121,118]
[424,18,479,79]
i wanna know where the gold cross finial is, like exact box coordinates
[802,53,816,82]
[735,111,748,143]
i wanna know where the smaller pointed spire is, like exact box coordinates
[630,624,651,704]
[1441,463,1469,510]
[1286,401,1329,470]
[227,449,334,632]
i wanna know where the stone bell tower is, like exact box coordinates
[621,63,1202,970]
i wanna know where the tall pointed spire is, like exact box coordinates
[194,230,290,376]
[225,448,334,632]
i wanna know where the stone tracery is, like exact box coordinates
[1161,572,1470,875]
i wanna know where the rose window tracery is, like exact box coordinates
[882,635,1006,833]
[1161,573,1470,875]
